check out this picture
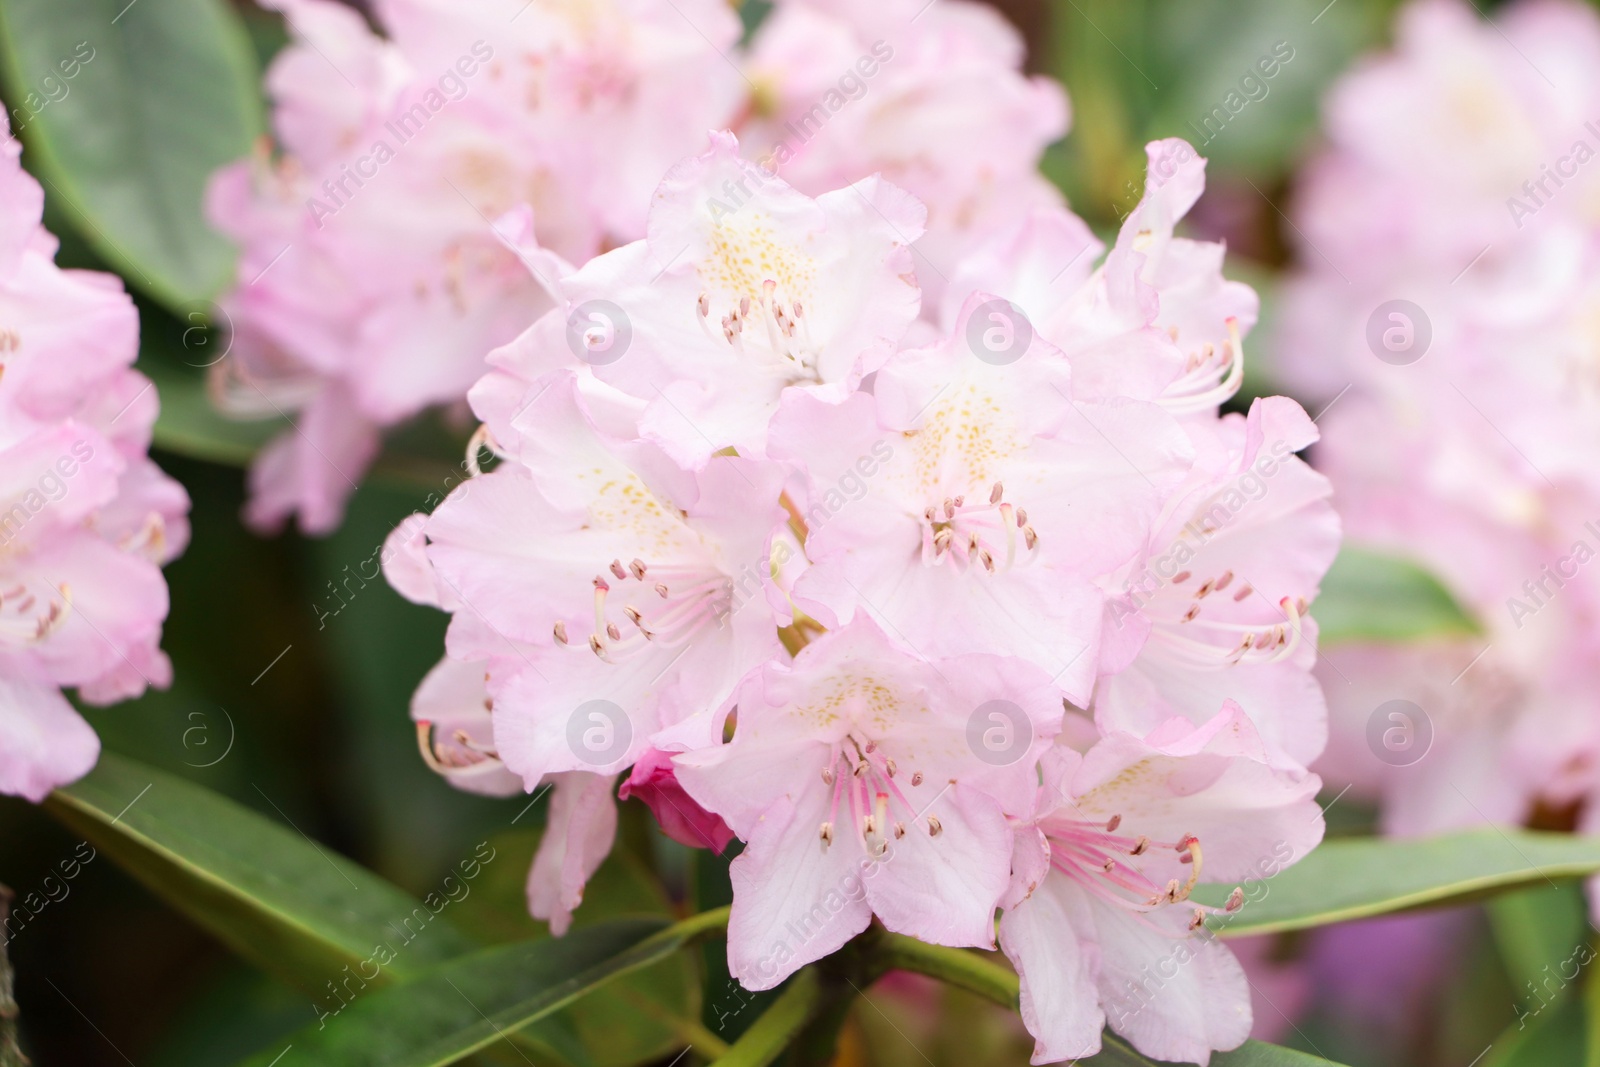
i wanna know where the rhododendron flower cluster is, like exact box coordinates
[1275,0,1600,892]
[0,109,190,802]
[207,0,1066,535]
[388,129,1338,1065]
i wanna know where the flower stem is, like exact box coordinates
[871,933,1020,1010]
[707,968,824,1067]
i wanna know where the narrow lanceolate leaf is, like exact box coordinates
[1314,544,1480,645]
[1085,1037,1350,1067]
[45,753,476,989]
[0,0,263,308]
[876,937,1351,1067]
[1488,881,1588,1011]
[234,911,730,1067]
[1193,830,1600,937]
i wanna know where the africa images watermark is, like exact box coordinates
[0,437,100,548]
[1185,41,1296,147]
[6,40,95,138]
[310,841,496,1028]
[1109,437,1297,628]
[1506,120,1600,229]
[708,41,895,222]
[305,41,495,229]
[1505,519,1600,629]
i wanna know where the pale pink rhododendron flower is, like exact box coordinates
[208,0,743,534]
[1000,704,1323,1065]
[0,109,189,801]
[739,0,1068,298]
[1274,0,1600,909]
[674,619,1063,990]
[563,131,925,467]
[212,0,1080,534]
[390,132,1333,1065]
[767,292,1194,703]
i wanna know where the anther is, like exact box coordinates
[1105,814,1121,832]
[884,758,897,777]
[854,759,869,777]
[821,766,834,785]
[1188,909,1207,931]
[1130,836,1150,856]
[990,482,1004,504]
[1014,507,1028,526]
[588,635,605,657]
[630,559,646,579]
[1225,887,1244,912]
[1214,570,1233,591]
[610,559,627,580]
[926,815,942,837]
[820,822,833,846]
[655,583,670,598]
[697,293,710,317]
[893,821,905,839]
[1173,570,1191,584]
[606,623,622,641]
[911,772,924,786]
[553,620,569,645]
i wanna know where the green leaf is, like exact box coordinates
[234,910,731,1067]
[874,936,1348,1066]
[1314,545,1481,645]
[46,753,587,1066]
[1489,881,1588,1010]
[449,829,717,1067]
[1484,991,1586,1067]
[143,355,286,468]
[0,0,263,308]
[45,753,477,988]
[1192,830,1600,937]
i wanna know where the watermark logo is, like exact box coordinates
[566,301,632,366]
[965,299,1033,366]
[566,699,632,765]
[1366,699,1432,767]
[1366,300,1430,366]
[966,700,1032,766]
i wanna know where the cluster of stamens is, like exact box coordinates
[416,718,501,773]
[1160,318,1244,415]
[922,481,1038,573]
[0,580,72,646]
[1043,813,1244,932]
[1162,567,1308,670]
[816,734,942,857]
[697,281,818,380]
[552,557,732,662]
